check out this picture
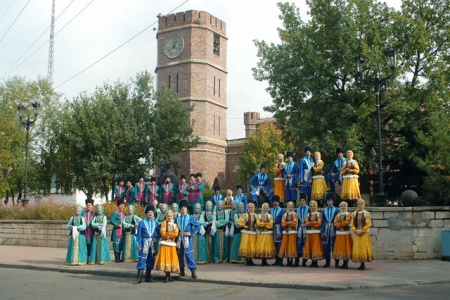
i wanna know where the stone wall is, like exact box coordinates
[1,206,449,260]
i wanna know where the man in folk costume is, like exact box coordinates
[270,195,285,266]
[177,175,189,203]
[211,185,223,211]
[321,193,340,267]
[250,164,273,207]
[135,175,149,207]
[114,179,126,205]
[326,147,347,196]
[177,200,201,279]
[298,146,314,201]
[110,198,126,263]
[283,150,299,204]
[134,205,160,284]
[160,176,177,205]
[234,184,248,213]
[148,176,159,204]
[125,180,137,204]
[295,193,310,267]
[273,154,286,205]
[193,172,205,208]
[83,199,95,260]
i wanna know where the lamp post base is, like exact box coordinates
[376,193,386,206]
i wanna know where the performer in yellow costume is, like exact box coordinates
[238,202,258,266]
[352,199,373,270]
[274,154,286,204]
[340,150,361,206]
[279,201,298,266]
[255,202,276,265]
[302,200,324,267]
[333,201,353,269]
[311,151,328,204]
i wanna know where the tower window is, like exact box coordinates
[168,75,171,89]
[219,79,221,98]
[213,33,220,55]
[176,74,179,94]
[214,77,216,95]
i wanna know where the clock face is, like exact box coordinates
[164,36,184,58]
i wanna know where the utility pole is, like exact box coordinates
[47,0,55,84]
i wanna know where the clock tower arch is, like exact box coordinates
[156,10,228,188]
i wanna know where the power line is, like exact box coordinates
[0,0,16,23]
[55,0,190,89]
[1,0,76,79]
[0,0,31,45]
[1,0,95,79]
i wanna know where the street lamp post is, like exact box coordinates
[355,49,397,206]
[17,101,40,206]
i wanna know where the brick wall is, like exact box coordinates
[1,206,449,259]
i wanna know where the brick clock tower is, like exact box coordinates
[156,10,227,188]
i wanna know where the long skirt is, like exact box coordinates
[88,232,111,265]
[66,235,88,266]
[274,180,285,202]
[213,229,225,263]
[333,233,353,260]
[223,234,232,262]
[279,233,297,258]
[311,178,327,200]
[255,232,276,259]
[193,234,210,264]
[352,233,373,263]
[303,233,325,260]
[238,232,257,258]
[341,178,361,201]
[120,232,139,262]
[154,244,180,273]
[229,232,245,263]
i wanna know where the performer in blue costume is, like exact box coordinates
[211,186,223,211]
[66,205,87,265]
[125,180,137,204]
[177,200,201,279]
[110,198,126,263]
[234,184,248,212]
[121,204,142,262]
[250,164,273,207]
[89,205,111,265]
[298,146,314,201]
[296,193,310,267]
[134,205,160,284]
[192,203,210,264]
[283,151,299,203]
[321,193,339,267]
[212,200,229,263]
[326,147,347,196]
[270,195,285,266]
[224,200,237,263]
[229,202,246,263]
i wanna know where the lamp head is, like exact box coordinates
[355,55,365,76]
[17,104,25,119]
[386,48,397,71]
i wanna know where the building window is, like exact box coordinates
[214,115,216,134]
[214,77,216,95]
[168,75,171,89]
[219,79,221,98]
[176,74,179,94]
[219,116,221,135]
[213,33,220,55]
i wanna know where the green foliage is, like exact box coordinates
[238,123,294,188]
[253,0,450,199]
[0,200,75,220]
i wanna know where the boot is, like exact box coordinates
[323,256,330,268]
[334,259,340,268]
[144,268,152,282]
[340,260,349,269]
[248,259,255,266]
[114,252,120,263]
[279,257,284,266]
[164,273,173,283]
[271,257,279,266]
[302,259,307,267]
[357,262,365,270]
[292,257,300,267]
[261,258,269,266]
[179,267,186,277]
[286,258,292,267]
[246,258,252,266]
[133,270,143,285]
[190,268,197,279]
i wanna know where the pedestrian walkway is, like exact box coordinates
[0,245,448,290]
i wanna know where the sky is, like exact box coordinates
[0,0,401,140]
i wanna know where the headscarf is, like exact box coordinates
[216,200,225,220]
[346,150,354,160]
[158,203,168,222]
[95,205,105,216]
[309,200,318,212]
[204,200,214,221]
[193,203,203,217]
[171,203,179,213]
[204,200,213,212]
[356,199,366,211]
[74,205,84,216]
[127,204,135,215]
[237,202,246,217]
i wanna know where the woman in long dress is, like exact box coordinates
[229,202,246,264]
[311,151,328,205]
[89,205,111,265]
[192,203,210,264]
[302,200,324,267]
[238,202,258,266]
[121,204,142,262]
[352,199,373,270]
[203,200,215,261]
[255,202,276,266]
[279,201,298,266]
[154,210,180,282]
[224,200,237,262]
[341,150,361,206]
[212,200,229,263]
[333,201,353,269]
[66,205,88,266]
